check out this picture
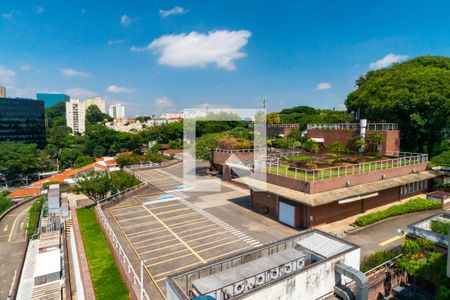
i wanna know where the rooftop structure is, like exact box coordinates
[167,230,364,300]
[407,212,449,248]
[213,121,439,228]
[109,103,125,119]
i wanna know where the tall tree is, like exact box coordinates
[346,56,450,154]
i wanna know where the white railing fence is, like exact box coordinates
[264,152,428,181]
[307,123,398,131]
[95,205,150,300]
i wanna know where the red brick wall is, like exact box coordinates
[308,162,427,193]
[362,187,400,211]
[306,129,400,155]
[309,200,362,226]
[251,190,278,217]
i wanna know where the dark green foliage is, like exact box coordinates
[355,198,441,226]
[75,170,139,202]
[195,132,227,161]
[85,105,112,124]
[430,219,450,236]
[431,150,450,167]
[77,207,129,300]
[0,142,51,182]
[135,115,151,123]
[360,249,400,272]
[279,106,351,129]
[27,197,42,237]
[346,56,450,154]
[74,155,95,168]
[140,121,183,144]
[0,195,13,215]
[45,101,66,128]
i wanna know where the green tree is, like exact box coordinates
[0,142,51,183]
[329,141,344,158]
[266,112,281,124]
[59,148,82,168]
[366,133,385,157]
[345,56,450,154]
[287,128,303,141]
[279,106,350,129]
[75,170,138,203]
[74,155,95,168]
[86,105,111,124]
[45,101,66,128]
[431,150,450,167]
[195,132,227,162]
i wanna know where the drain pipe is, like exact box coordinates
[334,263,368,300]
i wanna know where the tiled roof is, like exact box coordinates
[7,187,41,198]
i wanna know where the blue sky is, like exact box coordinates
[1,0,450,116]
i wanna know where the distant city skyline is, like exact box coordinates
[2,1,450,115]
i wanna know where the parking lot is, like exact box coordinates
[106,167,297,299]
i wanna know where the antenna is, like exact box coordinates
[263,98,267,110]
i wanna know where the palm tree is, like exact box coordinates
[352,137,366,155]
[367,133,385,157]
[330,141,344,158]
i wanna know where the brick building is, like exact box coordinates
[213,121,439,229]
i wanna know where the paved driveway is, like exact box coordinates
[344,208,444,258]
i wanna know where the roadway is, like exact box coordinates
[0,200,34,300]
[344,208,444,258]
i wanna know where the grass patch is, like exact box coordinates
[27,197,43,237]
[360,249,401,272]
[355,198,441,227]
[430,219,450,236]
[77,207,129,300]
[0,195,13,215]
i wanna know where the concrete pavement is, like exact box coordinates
[0,200,34,300]
[343,208,444,258]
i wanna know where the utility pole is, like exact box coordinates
[263,98,267,110]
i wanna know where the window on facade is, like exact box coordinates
[400,180,428,196]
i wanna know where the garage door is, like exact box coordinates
[279,201,295,227]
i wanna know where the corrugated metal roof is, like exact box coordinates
[297,232,352,258]
[233,170,438,207]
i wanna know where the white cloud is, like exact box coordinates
[336,103,347,111]
[146,30,251,70]
[154,97,173,109]
[20,64,32,71]
[8,86,37,98]
[35,6,44,14]
[107,85,135,93]
[316,82,331,90]
[60,68,90,78]
[130,46,146,52]
[108,39,125,46]
[1,10,16,19]
[369,53,408,70]
[159,7,187,18]
[0,66,16,85]
[65,87,96,99]
[120,14,138,26]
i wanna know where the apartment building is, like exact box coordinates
[65,99,85,134]
[84,96,106,113]
[109,103,125,119]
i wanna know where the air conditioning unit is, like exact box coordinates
[233,281,246,295]
[296,258,305,269]
[255,272,266,286]
[269,267,281,280]
[282,261,294,274]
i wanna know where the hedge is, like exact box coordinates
[431,219,450,236]
[355,198,441,227]
[360,249,401,272]
[27,197,43,237]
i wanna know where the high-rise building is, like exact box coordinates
[109,104,125,119]
[0,97,46,147]
[36,93,70,108]
[65,99,85,134]
[0,85,6,97]
[84,97,106,113]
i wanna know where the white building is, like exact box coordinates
[84,97,106,113]
[109,103,125,119]
[0,85,5,97]
[160,111,184,119]
[66,99,85,134]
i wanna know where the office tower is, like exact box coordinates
[65,99,85,134]
[109,104,125,119]
[36,93,70,108]
[0,97,46,147]
[84,97,106,113]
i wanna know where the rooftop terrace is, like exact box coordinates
[307,122,398,131]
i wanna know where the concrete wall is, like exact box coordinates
[242,248,361,300]
[306,129,400,155]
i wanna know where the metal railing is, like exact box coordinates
[96,205,150,300]
[307,123,398,131]
[249,123,300,129]
[123,162,159,170]
[265,152,428,181]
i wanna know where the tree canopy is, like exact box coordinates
[279,106,350,129]
[345,56,450,153]
[85,105,111,124]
